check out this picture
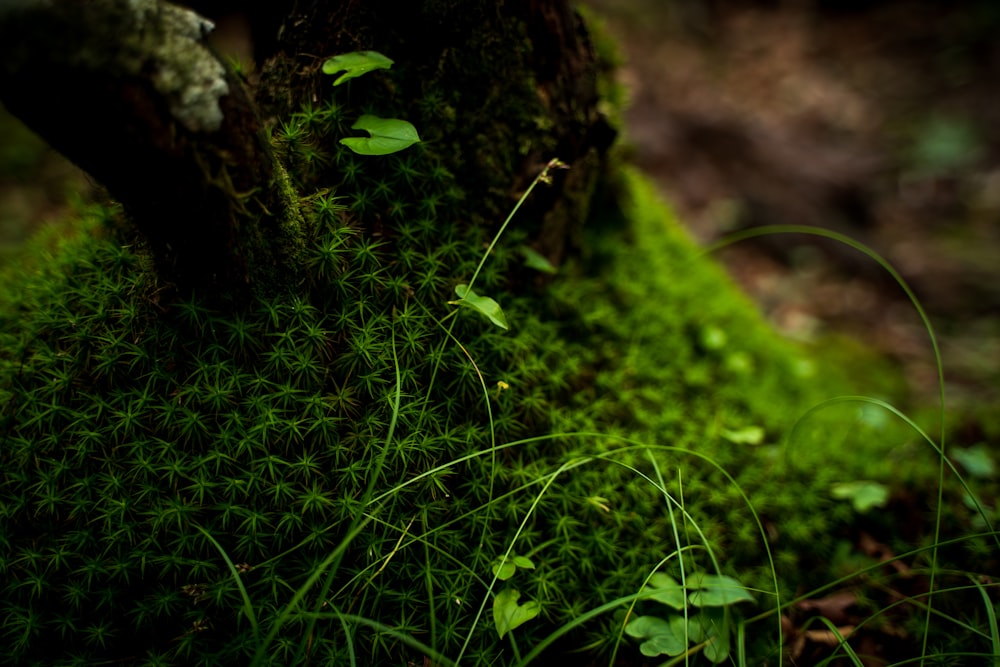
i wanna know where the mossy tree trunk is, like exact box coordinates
[0,0,305,299]
[0,0,612,299]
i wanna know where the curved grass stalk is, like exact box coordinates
[704,224,947,664]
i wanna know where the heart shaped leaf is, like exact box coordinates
[686,573,756,607]
[451,285,509,330]
[493,588,540,639]
[340,115,420,156]
[322,51,394,86]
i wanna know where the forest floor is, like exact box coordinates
[583,0,1000,428]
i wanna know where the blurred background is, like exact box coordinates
[1,0,997,431]
[580,0,1000,429]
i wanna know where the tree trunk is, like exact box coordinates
[0,0,304,298]
[0,0,612,298]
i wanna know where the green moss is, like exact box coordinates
[0,147,939,665]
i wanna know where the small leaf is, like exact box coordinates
[624,615,686,657]
[953,444,996,479]
[520,246,557,274]
[322,50,394,85]
[450,285,509,330]
[687,573,755,607]
[340,115,420,156]
[644,573,687,610]
[830,480,889,513]
[491,554,534,581]
[513,555,535,569]
[685,609,730,663]
[702,627,731,663]
[492,559,516,581]
[721,425,765,445]
[493,588,541,639]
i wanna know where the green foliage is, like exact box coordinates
[320,51,420,157]
[830,480,890,513]
[322,51,395,86]
[493,588,541,639]
[341,115,421,156]
[0,33,992,667]
[451,285,508,330]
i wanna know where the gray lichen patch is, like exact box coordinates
[0,0,231,134]
[148,3,229,133]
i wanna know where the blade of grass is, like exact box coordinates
[194,524,260,644]
[971,575,1000,667]
[704,224,946,665]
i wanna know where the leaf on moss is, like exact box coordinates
[686,573,756,607]
[624,615,687,657]
[493,588,540,639]
[831,480,889,513]
[322,50,394,86]
[721,425,765,445]
[340,115,420,156]
[451,285,509,330]
[491,554,535,581]
[645,573,687,610]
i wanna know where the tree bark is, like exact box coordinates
[0,0,304,298]
[258,0,614,267]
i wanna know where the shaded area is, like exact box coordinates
[583,0,1000,416]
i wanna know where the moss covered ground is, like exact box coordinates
[0,12,996,665]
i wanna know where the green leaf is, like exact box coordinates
[624,615,686,657]
[491,554,535,581]
[702,625,731,663]
[830,480,890,513]
[493,588,540,639]
[450,285,509,330]
[686,573,755,607]
[322,50,394,85]
[953,444,996,479]
[645,573,687,610]
[340,115,420,156]
[721,425,765,445]
[520,246,557,274]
